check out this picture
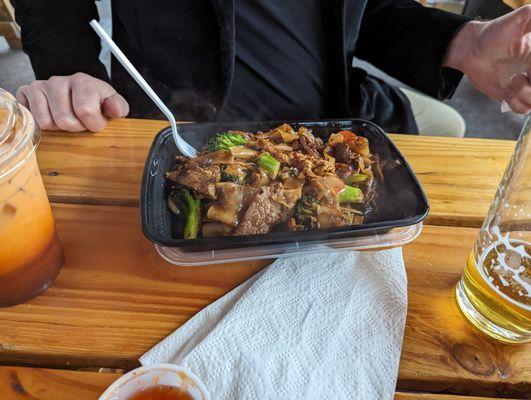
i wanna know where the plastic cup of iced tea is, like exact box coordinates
[0,89,64,306]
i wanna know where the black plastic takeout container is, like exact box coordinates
[141,119,429,252]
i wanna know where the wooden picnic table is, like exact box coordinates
[0,118,529,399]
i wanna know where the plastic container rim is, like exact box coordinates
[140,118,430,250]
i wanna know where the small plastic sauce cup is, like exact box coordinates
[98,364,210,400]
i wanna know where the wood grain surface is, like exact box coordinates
[37,118,515,227]
[3,119,524,399]
[1,366,118,400]
[0,366,513,400]
[0,204,528,398]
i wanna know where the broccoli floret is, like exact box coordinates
[294,194,319,230]
[167,189,201,239]
[208,132,248,152]
[221,172,245,185]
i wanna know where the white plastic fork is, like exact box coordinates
[90,19,197,157]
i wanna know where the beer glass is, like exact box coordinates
[456,117,530,343]
[0,89,64,306]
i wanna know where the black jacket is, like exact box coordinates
[12,0,470,133]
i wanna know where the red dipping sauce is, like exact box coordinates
[127,385,194,400]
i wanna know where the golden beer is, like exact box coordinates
[456,116,531,343]
[457,240,530,343]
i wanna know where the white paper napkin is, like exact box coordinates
[501,100,512,113]
[140,248,407,400]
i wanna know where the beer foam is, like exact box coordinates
[480,225,531,310]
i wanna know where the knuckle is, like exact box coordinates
[41,80,52,92]
[75,103,98,118]
[47,76,62,85]
[29,84,43,97]
[72,72,88,80]
[36,117,54,130]
[30,80,45,88]
[16,85,28,96]
[71,73,86,86]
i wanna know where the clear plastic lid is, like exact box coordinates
[0,89,39,181]
[156,223,423,266]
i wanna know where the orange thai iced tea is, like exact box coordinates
[0,90,63,306]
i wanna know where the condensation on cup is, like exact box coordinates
[0,89,64,306]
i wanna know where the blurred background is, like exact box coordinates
[0,0,525,139]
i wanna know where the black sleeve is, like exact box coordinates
[11,0,109,81]
[356,0,472,99]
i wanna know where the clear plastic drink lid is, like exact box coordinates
[156,223,423,266]
[0,89,38,180]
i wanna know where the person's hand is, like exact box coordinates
[444,6,531,113]
[16,72,129,132]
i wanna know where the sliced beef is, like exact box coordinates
[234,184,299,236]
[233,187,279,236]
[335,163,353,180]
[242,186,258,209]
[298,127,324,158]
[334,142,357,164]
[166,163,220,199]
